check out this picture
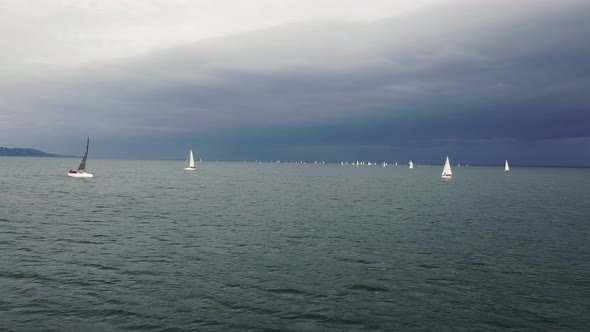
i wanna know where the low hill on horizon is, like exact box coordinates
[0,147,77,158]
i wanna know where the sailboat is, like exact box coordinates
[184,149,197,171]
[505,160,510,172]
[67,136,93,178]
[409,160,414,170]
[441,156,453,179]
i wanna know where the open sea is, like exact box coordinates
[1,157,589,331]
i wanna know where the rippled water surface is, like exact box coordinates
[1,157,589,331]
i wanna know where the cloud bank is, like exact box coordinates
[1,0,589,165]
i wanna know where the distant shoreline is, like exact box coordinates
[0,147,77,158]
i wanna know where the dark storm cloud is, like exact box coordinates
[1,0,589,164]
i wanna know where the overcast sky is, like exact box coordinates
[1,0,589,165]
[0,0,439,72]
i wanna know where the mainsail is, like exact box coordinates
[442,156,452,178]
[77,136,89,171]
[188,149,195,168]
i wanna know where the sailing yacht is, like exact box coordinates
[505,160,510,172]
[441,156,453,179]
[409,160,414,170]
[67,136,93,178]
[184,149,197,171]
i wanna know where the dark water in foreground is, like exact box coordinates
[1,157,589,331]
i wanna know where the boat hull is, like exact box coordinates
[184,167,197,171]
[441,175,452,179]
[68,172,93,178]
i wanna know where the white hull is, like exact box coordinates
[68,172,93,178]
[184,167,197,171]
[441,174,452,179]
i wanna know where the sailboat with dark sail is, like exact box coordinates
[68,137,94,178]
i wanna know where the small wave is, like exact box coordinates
[348,284,389,292]
[262,287,307,295]
[284,312,329,321]
[220,302,278,316]
[418,264,440,269]
[94,308,147,320]
[425,278,454,286]
[336,257,376,265]
[284,312,366,327]
[0,271,56,284]
[78,262,119,271]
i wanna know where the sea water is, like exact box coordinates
[1,157,589,331]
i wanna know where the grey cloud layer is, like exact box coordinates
[1,0,589,163]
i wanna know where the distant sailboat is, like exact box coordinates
[409,160,414,170]
[184,149,197,171]
[67,136,93,178]
[505,160,510,172]
[441,156,453,179]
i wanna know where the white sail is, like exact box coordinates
[441,156,453,178]
[185,149,196,170]
[409,160,414,170]
[505,160,510,172]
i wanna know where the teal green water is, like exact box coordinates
[1,157,589,331]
